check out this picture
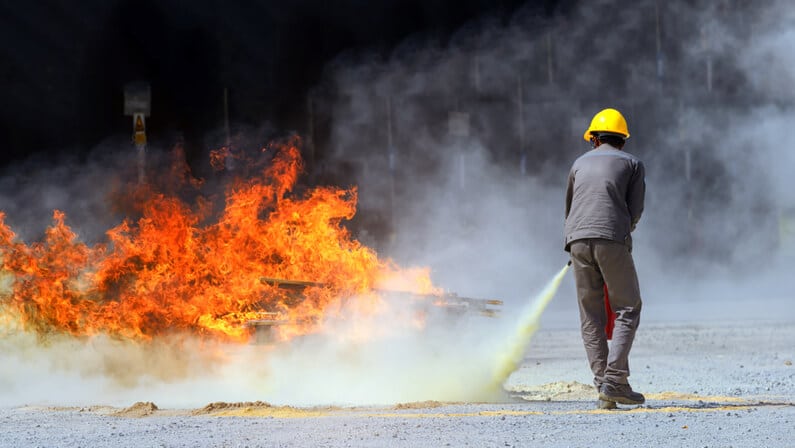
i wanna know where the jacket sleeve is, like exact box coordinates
[565,169,574,219]
[627,161,645,230]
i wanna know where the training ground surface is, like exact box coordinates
[2,315,793,448]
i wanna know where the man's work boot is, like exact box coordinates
[597,399,617,410]
[593,380,616,409]
[599,382,645,405]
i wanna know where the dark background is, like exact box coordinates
[0,0,565,167]
[0,0,786,270]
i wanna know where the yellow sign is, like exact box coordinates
[133,113,147,146]
[135,115,145,132]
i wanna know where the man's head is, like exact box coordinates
[591,132,626,149]
[583,108,629,149]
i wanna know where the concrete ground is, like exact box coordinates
[2,317,793,448]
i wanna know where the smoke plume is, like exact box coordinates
[2,0,794,408]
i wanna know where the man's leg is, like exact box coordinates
[569,240,609,387]
[593,240,642,386]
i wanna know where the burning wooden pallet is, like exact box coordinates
[245,276,502,342]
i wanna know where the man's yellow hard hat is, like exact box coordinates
[583,108,630,142]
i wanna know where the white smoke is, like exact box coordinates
[316,0,795,323]
[2,0,794,408]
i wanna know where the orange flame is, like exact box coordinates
[0,139,438,343]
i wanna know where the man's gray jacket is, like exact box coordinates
[564,144,645,251]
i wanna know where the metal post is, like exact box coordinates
[386,96,395,230]
[458,148,466,191]
[133,114,146,184]
[680,101,694,251]
[448,111,470,191]
[223,87,234,172]
[473,51,481,93]
[518,72,526,175]
[702,24,712,93]
[223,87,231,148]
[307,93,315,170]
[546,31,554,85]
[655,1,664,90]
[124,82,151,184]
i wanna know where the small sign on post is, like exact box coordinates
[124,82,151,183]
[133,113,146,146]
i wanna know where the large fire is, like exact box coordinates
[0,139,437,343]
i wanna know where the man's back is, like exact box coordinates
[564,144,645,250]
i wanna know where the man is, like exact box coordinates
[564,108,646,408]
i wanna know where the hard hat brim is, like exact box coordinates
[583,130,630,142]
